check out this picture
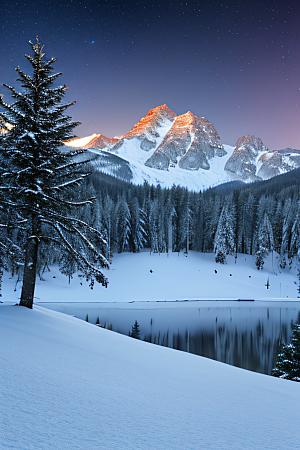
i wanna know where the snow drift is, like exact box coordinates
[1,304,299,450]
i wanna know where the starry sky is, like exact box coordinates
[1,0,299,150]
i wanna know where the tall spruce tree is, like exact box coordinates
[0,38,109,308]
[214,200,236,264]
[254,211,274,270]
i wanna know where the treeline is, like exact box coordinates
[76,168,300,271]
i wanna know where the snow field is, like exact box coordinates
[1,304,300,450]
[2,251,297,305]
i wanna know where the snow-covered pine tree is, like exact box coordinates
[115,197,131,253]
[214,200,236,264]
[279,198,297,268]
[289,201,300,261]
[127,197,147,253]
[204,195,221,253]
[149,199,160,253]
[254,211,274,270]
[178,192,194,254]
[164,195,175,253]
[272,322,300,381]
[272,341,294,379]
[193,194,204,252]
[102,194,114,257]
[0,38,109,308]
[237,192,255,254]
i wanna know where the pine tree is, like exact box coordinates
[254,211,274,270]
[279,198,297,268]
[237,192,255,254]
[115,198,131,253]
[0,38,109,308]
[102,194,114,257]
[204,195,221,253]
[289,202,300,261]
[272,342,294,378]
[214,200,236,264]
[128,197,147,253]
[272,323,300,381]
[129,320,141,339]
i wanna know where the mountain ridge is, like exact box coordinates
[65,105,300,191]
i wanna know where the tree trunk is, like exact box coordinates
[20,216,39,309]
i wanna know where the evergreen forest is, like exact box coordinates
[60,164,300,275]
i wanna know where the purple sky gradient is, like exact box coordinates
[1,0,299,150]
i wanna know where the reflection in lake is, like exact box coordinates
[39,300,300,375]
[142,303,300,374]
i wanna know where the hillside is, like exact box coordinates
[1,304,299,450]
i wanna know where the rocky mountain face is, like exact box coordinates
[224,135,268,181]
[144,111,226,171]
[83,134,119,149]
[225,136,300,181]
[257,148,300,179]
[111,104,176,152]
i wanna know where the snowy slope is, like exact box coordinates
[89,144,235,191]
[64,133,100,148]
[1,304,300,450]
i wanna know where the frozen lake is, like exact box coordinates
[39,299,300,375]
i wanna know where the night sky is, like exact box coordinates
[1,0,299,150]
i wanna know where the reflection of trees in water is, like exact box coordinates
[144,318,295,375]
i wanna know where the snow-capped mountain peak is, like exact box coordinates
[64,133,118,149]
[65,105,300,191]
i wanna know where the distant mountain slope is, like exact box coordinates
[64,133,118,149]
[86,144,235,191]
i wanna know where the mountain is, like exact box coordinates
[144,111,226,171]
[65,105,300,191]
[257,148,300,179]
[64,133,118,149]
[225,135,300,182]
[112,104,176,152]
[224,135,268,181]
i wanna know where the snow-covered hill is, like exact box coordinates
[1,301,300,449]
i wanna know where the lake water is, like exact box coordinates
[38,300,300,375]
